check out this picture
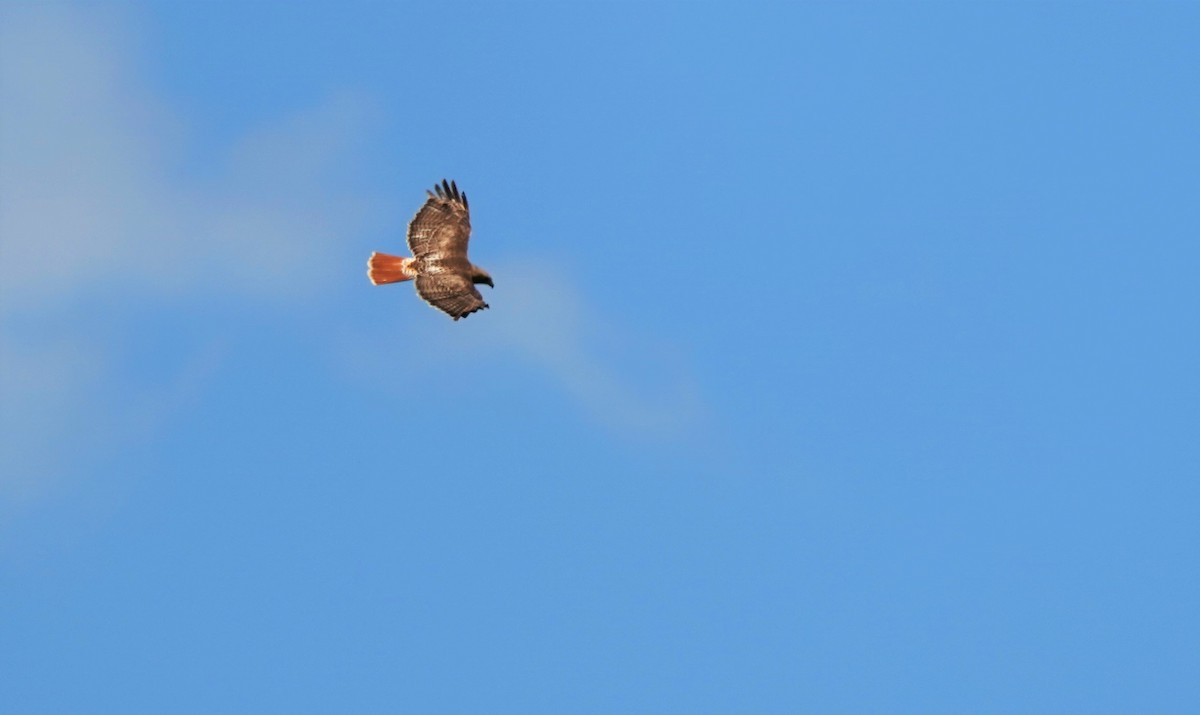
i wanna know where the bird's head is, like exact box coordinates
[472,267,494,288]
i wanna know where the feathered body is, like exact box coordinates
[367,179,492,320]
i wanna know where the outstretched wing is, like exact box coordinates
[415,273,489,321]
[407,179,471,261]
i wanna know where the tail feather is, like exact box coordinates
[367,252,416,285]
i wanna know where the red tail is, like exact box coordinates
[367,252,416,285]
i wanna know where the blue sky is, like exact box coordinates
[2,1,1198,712]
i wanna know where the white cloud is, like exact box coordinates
[0,5,708,504]
[0,8,376,311]
[0,335,104,502]
[478,260,706,438]
[342,259,707,440]
[0,5,380,500]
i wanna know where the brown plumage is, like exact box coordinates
[367,179,493,320]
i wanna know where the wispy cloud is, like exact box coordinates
[0,5,379,500]
[343,259,708,440]
[476,260,706,438]
[0,5,709,504]
[0,335,104,501]
[0,7,377,312]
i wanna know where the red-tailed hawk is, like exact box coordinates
[367,179,493,320]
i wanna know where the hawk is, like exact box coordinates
[367,179,493,320]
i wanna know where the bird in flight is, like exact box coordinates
[367,179,493,320]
